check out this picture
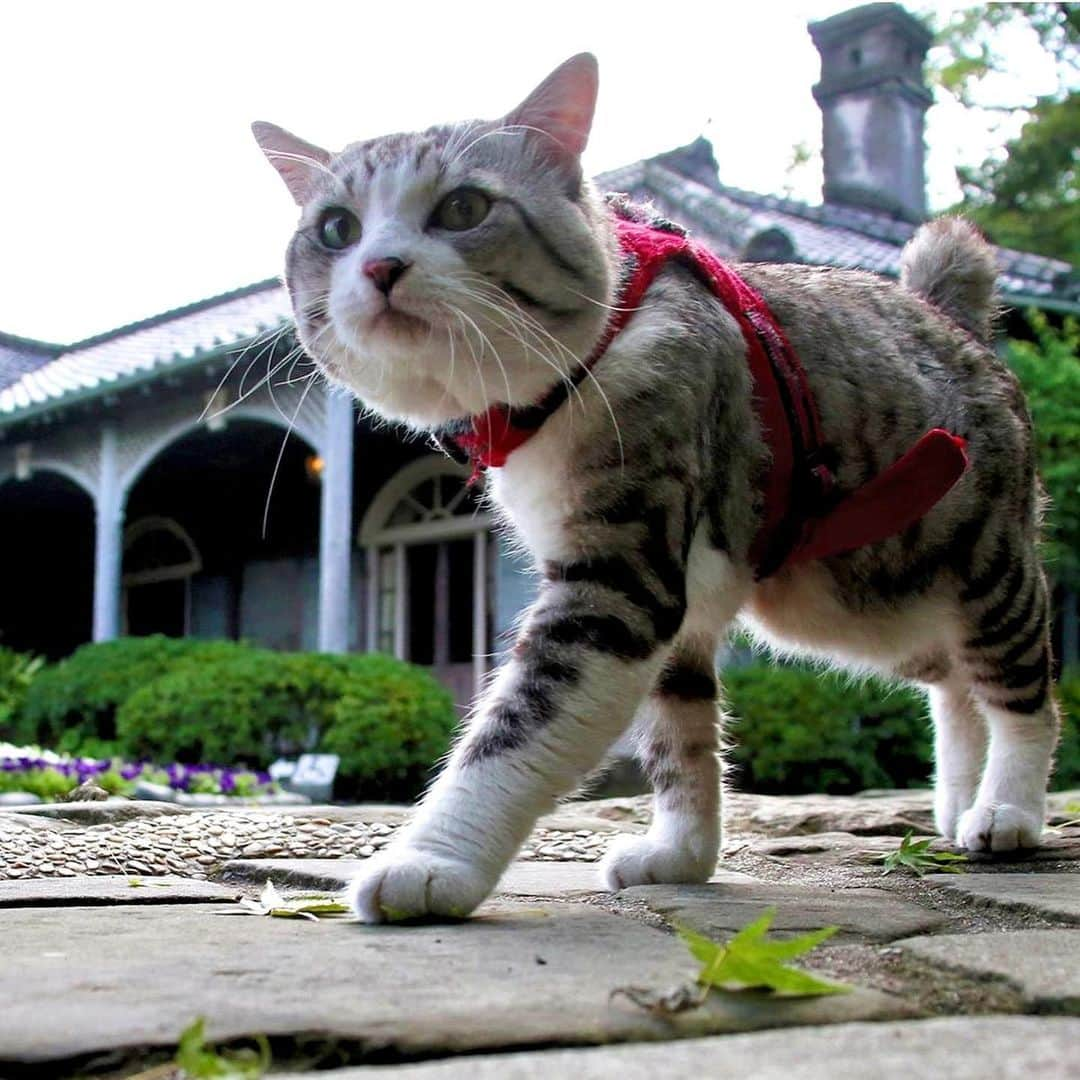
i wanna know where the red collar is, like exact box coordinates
[439,206,969,577]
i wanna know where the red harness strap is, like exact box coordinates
[442,210,969,578]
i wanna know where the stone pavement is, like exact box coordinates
[0,789,1076,1078]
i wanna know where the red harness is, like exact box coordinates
[440,208,969,579]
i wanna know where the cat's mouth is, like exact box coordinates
[367,304,429,338]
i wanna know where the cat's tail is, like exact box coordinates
[899,217,999,345]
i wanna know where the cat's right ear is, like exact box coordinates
[506,53,599,163]
[251,121,331,206]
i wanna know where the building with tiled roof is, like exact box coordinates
[1,1,1076,694]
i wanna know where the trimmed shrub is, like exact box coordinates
[322,653,458,799]
[16,636,247,755]
[0,646,44,740]
[723,661,1080,794]
[722,661,931,795]
[117,650,457,800]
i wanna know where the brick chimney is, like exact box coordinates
[809,2,933,222]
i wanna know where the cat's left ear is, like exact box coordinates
[251,121,331,205]
[505,53,598,161]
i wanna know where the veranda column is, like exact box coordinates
[317,391,355,652]
[92,423,122,641]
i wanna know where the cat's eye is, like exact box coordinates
[432,188,491,232]
[317,207,361,250]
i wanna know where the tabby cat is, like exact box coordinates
[254,54,1060,922]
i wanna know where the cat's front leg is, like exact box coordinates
[348,578,678,922]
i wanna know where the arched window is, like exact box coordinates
[359,457,493,700]
[122,516,203,637]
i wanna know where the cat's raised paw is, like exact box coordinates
[347,846,492,923]
[601,833,716,890]
[954,802,1043,853]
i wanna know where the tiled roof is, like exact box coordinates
[0,281,291,419]
[0,333,62,393]
[597,138,1078,302]
[0,138,1075,424]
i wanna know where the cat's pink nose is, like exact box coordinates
[363,257,410,296]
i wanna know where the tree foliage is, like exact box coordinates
[1005,312,1080,587]
[930,4,1079,263]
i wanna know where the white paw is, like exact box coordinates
[934,785,976,842]
[601,833,717,890]
[955,802,1043,853]
[347,845,494,923]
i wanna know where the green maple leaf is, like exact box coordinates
[677,909,849,997]
[876,830,968,877]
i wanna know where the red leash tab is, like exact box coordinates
[787,428,970,566]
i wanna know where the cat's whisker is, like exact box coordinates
[466,279,626,469]
[428,304,461,419]
[448,123,567,166]
[462,294,580,416]
[452,277,579,401]
[450,308,494,423]
[261,370,318,540]
[457,277,617,450]
[452,305,514,410]
[203,347,296,427]
[560,285,640,314]
[198,320,294,425]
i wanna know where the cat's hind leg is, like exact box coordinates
[925,676,988,842]
[602,635,721,888]
[954,552,1059,851]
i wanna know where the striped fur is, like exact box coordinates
[255,55,1060,922]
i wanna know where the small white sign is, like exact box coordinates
[288,753,339,802]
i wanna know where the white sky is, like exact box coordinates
[0,1,1056,343]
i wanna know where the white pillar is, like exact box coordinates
[317,392,355,652]
[92,423,123,641]
[365,545,379,652]
[393,541,408,660]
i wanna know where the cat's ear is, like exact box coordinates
[251,121,331,205]
[505,53,598,161]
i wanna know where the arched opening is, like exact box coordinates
[360,456,494,705]
[0,470,94,659]
[124,419,321,649]
[122,516,203,637]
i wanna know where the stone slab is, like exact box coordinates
[0,900,912,1067]
[3,800,189,824]
[898,930,1080,1012]
[218,858,758,898]
[925,872,1080,922]
[0,875,241,907]
[724,791,936,838]
[751,830,1080,869]
[622,880,950,943]
[272,1016,1080,1079]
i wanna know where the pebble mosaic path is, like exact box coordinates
[0,788,1077,1078]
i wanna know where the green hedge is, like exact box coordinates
[0,646,44,740]
[116,649,457,800]
[722,661,932,794]
[723,661,1080,794]
[16,636,246,757]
